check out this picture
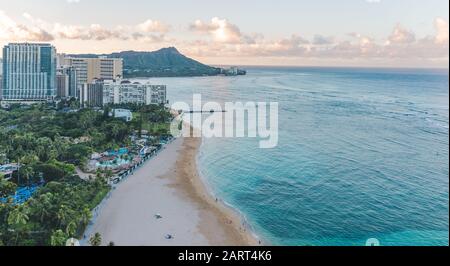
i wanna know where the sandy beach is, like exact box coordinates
[83,136,258,246]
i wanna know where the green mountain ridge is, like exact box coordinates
[70,47,223,77]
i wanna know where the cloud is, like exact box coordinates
[183,18,448,66]
[0,10,54,41]
[258,35,310,56]
[312,35,335,45]
[21,12,127,41]
[131,32,167,42]
[190,17,244,43]
[66,0,81,3]
[0,10,447,67]
[388,24,416,44]
[137,19,170,33]
[434,17,449,45]
[0,10,169,43]
[52,23,128,41]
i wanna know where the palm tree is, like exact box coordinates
[50,229,67,246]
[35,137,54,162]
[20,165,33,187]
[54,136,69,161]
[94,170,108,186]
[65,220,78,237]
[89,232,102,246]
[7,205,30,245]
[57,204,73,228]
[105,169,113,183]
[7,206,29,226]
[32,193,53,223]
[0,175,17,198]
[18,155,36,186]
[111,124,121,140]
[79,207,92,228]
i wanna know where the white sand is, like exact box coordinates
[84,138,209,245]
[83,137,256,246]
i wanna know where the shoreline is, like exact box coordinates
[82,135,259,246]
[175,136,260,246]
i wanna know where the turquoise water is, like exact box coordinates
[136,67,449,246]
[96,158,130,168]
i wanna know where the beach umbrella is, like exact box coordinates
[66,238,80,246]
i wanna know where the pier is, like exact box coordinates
[186,110,227,113]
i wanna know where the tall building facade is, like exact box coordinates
[103,79,167,106]
[2,43,57,102]
[79,79,104,107]
[146,85,167,105]
[56,66,77,98]
[62,56,123,85]
[56,72,69,98]
[66,58,88,86]
[0,58,3,99]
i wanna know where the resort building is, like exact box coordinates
[0,58,2,99]
[111,108,133,122]
[66,58,88,86]
[56,53,68,68]
[78,79,104,107]
[61,55,123,85]
[56,66,78,98]
[1,43,57,102]
[103,79,167,106]
[0,163,19,181]
[56,72,69,98]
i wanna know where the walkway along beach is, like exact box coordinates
[81,136,258,246]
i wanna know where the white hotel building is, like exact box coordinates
[102,79,167,106]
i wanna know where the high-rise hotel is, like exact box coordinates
[2,43,57,102]
[60,56,123,85]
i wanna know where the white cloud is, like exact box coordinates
[0,10,54,41]
[183,18,448,66]
[1,10,169,43]
[0,10,448,67]
[434,17,449,45]
[388,24,416,44]
[190,17,244,44]
[137,19,170,33]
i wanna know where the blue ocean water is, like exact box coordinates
[136,67,449,246]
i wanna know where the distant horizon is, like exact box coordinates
[1,0,449,68]
[1,43,448,71]
[214,64,450,71]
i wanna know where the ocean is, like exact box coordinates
[135,66,449,246]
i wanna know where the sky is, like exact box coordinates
[0,0,449,68]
